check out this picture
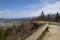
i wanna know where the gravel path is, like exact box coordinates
[43,25,60,40]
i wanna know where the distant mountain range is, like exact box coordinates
[0,13,60,23]
[0,18,32,23]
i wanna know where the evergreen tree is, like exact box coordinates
[47,14,52,24]
[55,12,59,22]
[39,11,45,21]
[47,14,51,21]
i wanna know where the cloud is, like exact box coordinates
[39,0,57,4]
[0,9,11,18]
[17,1,60,18]
[18,11,34,17]
[41,1,60,14]
[19,11,29,14]
[0,12,3,14]
[0,9,11,14]
[32,1,60,16]
[24,0,60,15]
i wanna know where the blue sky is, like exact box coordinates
[0,0,60,18]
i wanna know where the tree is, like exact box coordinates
[39,11,45,21]
[47,14,52,21]
[47,14,51,24]
[55,12,59,22]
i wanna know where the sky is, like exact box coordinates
[0,0,60,18]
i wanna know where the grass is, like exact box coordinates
[36,27,49,40]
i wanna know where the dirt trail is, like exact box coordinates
[26,21,60,40]
[43,25,60,40]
